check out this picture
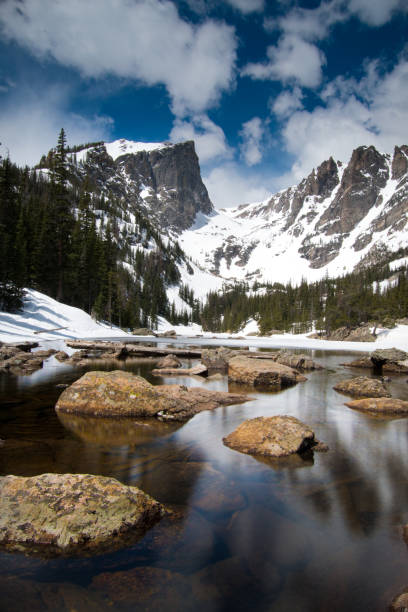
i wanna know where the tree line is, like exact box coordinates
[0,129,188,328]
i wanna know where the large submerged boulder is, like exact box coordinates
[223,416,327,457]
[0,473,164,557]
[333,376,391,398]
[55,370,249,422]
[345,398,408,415]
[228,355,307,389]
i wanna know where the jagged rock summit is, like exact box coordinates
[59,139,408,289]
[73,138,213,233]
[178,144,408,285]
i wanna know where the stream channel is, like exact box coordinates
[1,338,408,611]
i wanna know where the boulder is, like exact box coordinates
[54,351,69,362]
[333,376,391,398]
[274,350,323,371]
[131,328,156,336]
[327,325,376,342]
[155,354,182,369]
[228,355,307,388]
[55,370,249,422]
[201,347,237,372]
[390,588,408,612]
[158,330,177,337]
[0,473,164,557]
[223,416,325,457]
[0,346,56,375]
[371,348,408,373]
[345,398,408,415]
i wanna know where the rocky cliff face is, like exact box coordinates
[74,140,213,232]
[68,139,408,287]
[178,144,408,285]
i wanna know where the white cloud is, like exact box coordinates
[276,55,408,186]
[170,115,232,164]
[264,0,345,41]
[239,117,264,166]
[0,0,237,117]
[271,87,304,118]
[242,34,326,88]
[204,163,271,208]
[226,0,265,14]
[348,0,407,26]
[0,86,113,166]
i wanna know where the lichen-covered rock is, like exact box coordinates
[327,325,376,342]
[345,398,408,414]
[155,354,182,369]
[0,346,56,375]
[201,347,237,372]
[274,350,323,371]
[371,347,408,365]
[390,587,408,612]
[0,473,165,557]
[333,376,391,398]
[223,416,324,457]
[228,355,307,388]
[55,370,249,421]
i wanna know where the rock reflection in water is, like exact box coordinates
[57,412,182,447]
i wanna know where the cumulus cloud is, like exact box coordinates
[276,55,408,186]
[0,0,237,117]
[348,0,407,26]
[0,86,113,166]
[252,0,407,91]
[170,115,232,163]
[242,34,326,88]
[226,0,265,14]
[204,163,271,208]
[271,87,304,118]
[239,117,264,166]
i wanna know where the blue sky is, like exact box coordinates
[0,0,407,207]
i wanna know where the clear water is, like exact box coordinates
[1,341,408,611]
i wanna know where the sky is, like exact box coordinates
[0,0,407,208]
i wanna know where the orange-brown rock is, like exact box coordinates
[0,473,164,557]
[333,376,391,398]
[228,355,307,388]
[55,370,249,422]
[345,397,408,414]
[223,415,324,457]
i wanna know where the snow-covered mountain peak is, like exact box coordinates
[104,138,171,160]
[179,144,408,286]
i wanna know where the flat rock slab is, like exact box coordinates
[223,415,325,457]
[55,370,249,422]
[345,398,408,415]
[228,355,307,389]
[0,473,164,557]
[333,376,391,398]
[151,364,208,377]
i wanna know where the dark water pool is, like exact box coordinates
[1,344,408,611]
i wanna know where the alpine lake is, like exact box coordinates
[1,337,408,611]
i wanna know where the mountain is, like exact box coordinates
[179,144,408,286]
[71,138,213,232]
